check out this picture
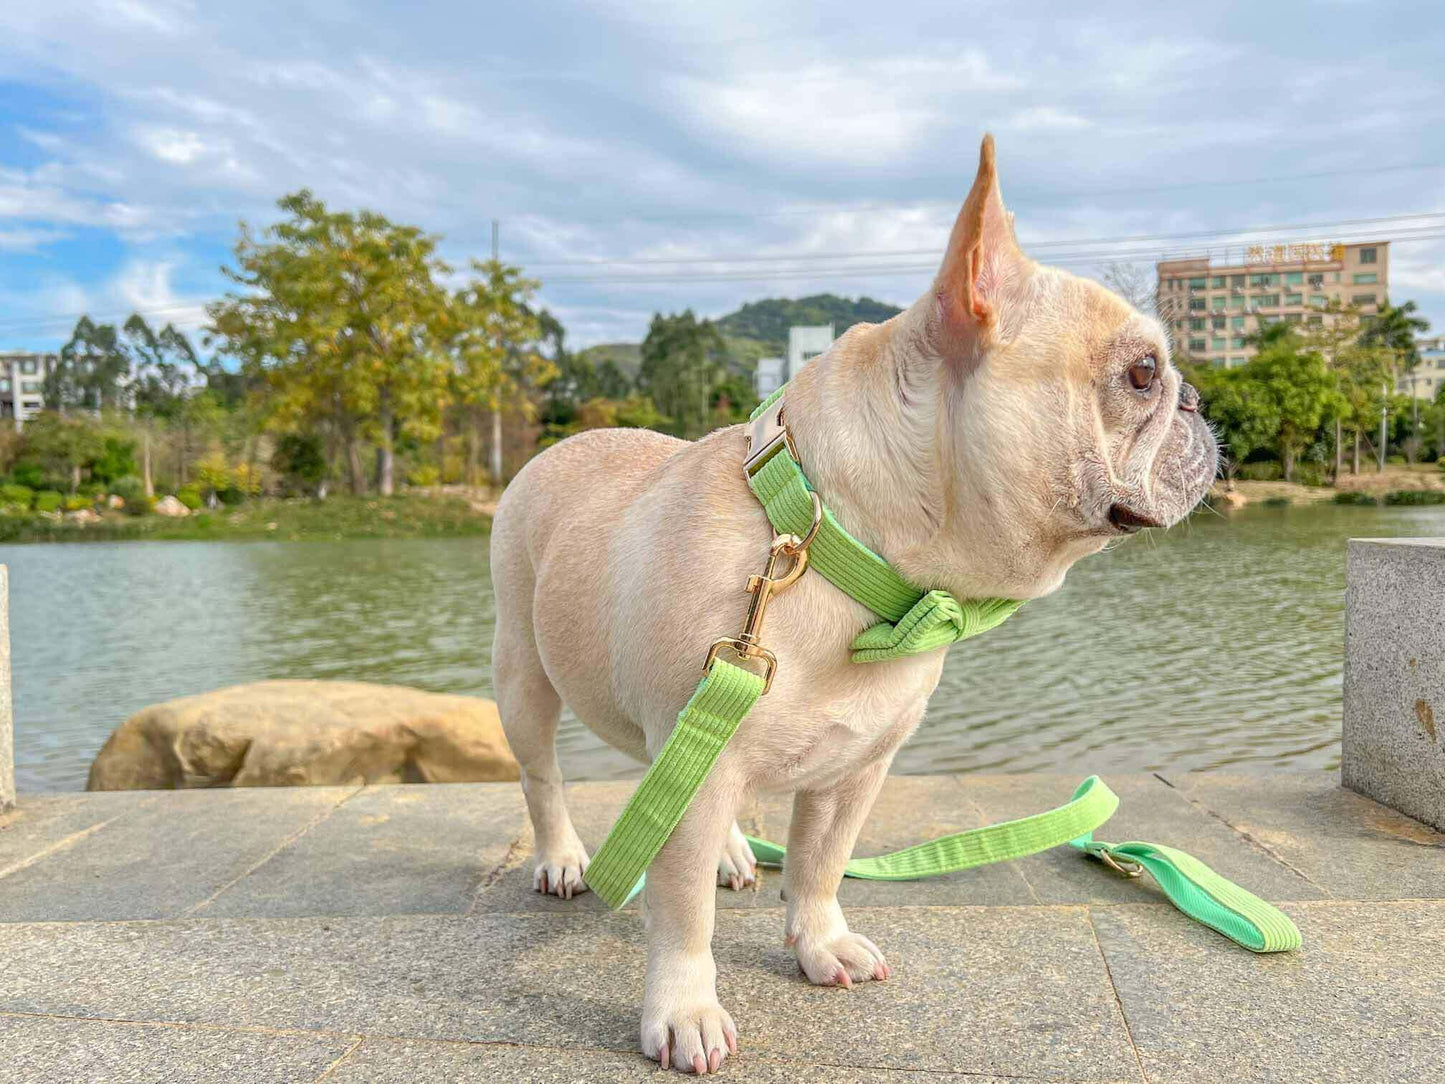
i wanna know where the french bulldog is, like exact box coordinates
[489,134,1217,1074]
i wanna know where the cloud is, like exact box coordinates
[0,226,71,251]
[1002,106,1092,131]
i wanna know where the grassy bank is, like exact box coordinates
[1211,462,1445,508]
[0,492,495,544]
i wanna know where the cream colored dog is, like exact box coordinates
[490,135,1217,1074]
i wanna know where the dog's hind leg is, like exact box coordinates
[492,547,590,899]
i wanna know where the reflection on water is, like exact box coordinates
[7,500,1444,792]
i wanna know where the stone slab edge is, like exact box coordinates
[1,565,12,814]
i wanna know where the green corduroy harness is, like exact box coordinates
[583,385,1300,954]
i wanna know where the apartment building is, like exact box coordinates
[1156,241,1388,368]
[1400,335,1445,400]
[0,352,56,430]
[753,323,835,398]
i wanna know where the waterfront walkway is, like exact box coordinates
[1,772,1441,1082]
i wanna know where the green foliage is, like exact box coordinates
[14,412,103,491]
[194,448,232,499]
[110,476,151,516]
[0,483,34,508]
[90,436,138,484]
[1237,462,1282,482]
[1384,489,1445,505]
[1189,365,1280,481]
[10,461,43,489]
[271,433,326,496]
[63,495,91,511]
[1332,491,1378,505]
[1261,496,1291,507]
[34,490,63,513]
[176,486,203,511]
[714,295,901,351]
[407,464,441,486]
[638,311,728,438]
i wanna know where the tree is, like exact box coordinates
[1248,328,1337,482]
[448,259,549,485]
[207,190,453,496]
[637,311,726,438]
[1361,298,1431,438]
[15,412,104,492]
[47,317,131,411]
[1187,364,1279,485]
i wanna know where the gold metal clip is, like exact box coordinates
[704,491,823,695]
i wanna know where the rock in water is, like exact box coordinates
[87,680,520,790]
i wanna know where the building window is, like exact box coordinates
[1331,272,1341,283]
[1211,316,1226,330]
[1189,298,1206,311]
[1249,274,1275,287]
[1228,296,1244,310]
[1211,296,1226,310]
[1306,315,1323,326]
[1352,272,1378,285]
[1308,274,1324,288]
[1188,277,1206,290]
[1285,272,1304,285]
[1359,247,1377,264]
[1189,338,1207,353]
[1255,294,1280,309]
[21,380,43,394]
[1231,336,1247,349]
[1284,313,1303,324]
[19,358,37,375]
[1231,316,1245,329]
[1352,294,1377,308]
[1211,275,1226,288]
[1211,337,1226,351]
[1284,292,1303,306]
[0,378,9,393]
[1189,318,1205,331]
[1309,294,1329,308]
[1230,275,1246,287]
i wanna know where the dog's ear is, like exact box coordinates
[934,134,1031,356]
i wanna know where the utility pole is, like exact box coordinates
[489,218,504,489]
[1379,380,1388,472]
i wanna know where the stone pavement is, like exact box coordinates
[0,773,1441,1082]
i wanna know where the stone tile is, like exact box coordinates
[1092,900,1445,1084]
[472,781,771,913]
[0,1013,355,1084]
[746,775,1037,908]
[330,1037,1095,1081]
[961,774,1323,906]
[202,783,528,919]
[0,906,1137,1080]
[0,791,154,881]
[0,786,357,922]
[1167,773,1445,900]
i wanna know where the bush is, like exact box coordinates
[1437,456,1445,474]
[79,481,106,498]
[176,486,203,511]
[63,495,90,512]
[1261,496,1291,508]
[1386,454,1407,466]
[271,433,325,496]
[407,464,441,487]
[10,460,44,489]
[1383,490,1445,506]
[218,486,246,506]
[1332,491,1378,506]
[1294,464,1328,487]
[34,490,63,514]
[0,483,34,509]
[110,476,150,516]
[91,437,138,484]
[1239,462,1283,482]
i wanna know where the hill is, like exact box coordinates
[575,341,642,379]
[713,294,903,354]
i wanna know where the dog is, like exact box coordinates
[489,134,1218,1074]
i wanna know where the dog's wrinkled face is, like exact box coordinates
[898,136,1218,599]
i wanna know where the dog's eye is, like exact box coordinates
[1127,356,1157,391]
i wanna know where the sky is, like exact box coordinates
[2,0,1444,354]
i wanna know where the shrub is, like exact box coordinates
[0,483,34,508]
[1386,454,1407,466]
[176,486,203,511]
[1437,456,1445,474]
[1294,464,1328,487]
[91,436,138,484]
[1239,462,1283,482]
[10,461,44,489]
[232,462,262,497]
[1332,491,1378,506]
[79,481,106,498]
[110,476,150,516]
[1261,496,1291,508]
[271,433,325,496]
[218,486,246,506]
[407,464,441,487]
[63,495,90,512]
[1383,490,1445,506]
[34,490,64,514]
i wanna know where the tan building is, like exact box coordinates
[1156,241,1388,368]
[0,352,56,430]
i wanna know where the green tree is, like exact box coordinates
[16,412,104,493]
[47,317,130,410]
[1248,329,1338,482]
[1189,365,1280,484]
[448,259,549,485]
[637,310,726,438]
[207,190,453,496]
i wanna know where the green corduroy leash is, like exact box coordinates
[584,385,1300,954]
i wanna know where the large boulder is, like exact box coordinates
[88,680,519,790]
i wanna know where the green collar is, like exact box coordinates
[744,385,1022,663]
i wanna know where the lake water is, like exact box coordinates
[6,501,1443,793]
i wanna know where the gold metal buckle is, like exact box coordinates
[704,491,822,695]
[1097,848,1144,878]
[743,395,798,478]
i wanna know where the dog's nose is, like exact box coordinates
[1178,382,1200,413]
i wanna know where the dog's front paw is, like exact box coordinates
[788,919,892,987]
[641,990,738,1074]
[716,822,757,891]
[532,837,590,899]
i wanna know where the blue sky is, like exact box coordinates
[2,0,1444,352]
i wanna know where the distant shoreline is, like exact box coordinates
[0,492,496,545]
[1211,463,1445,509]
